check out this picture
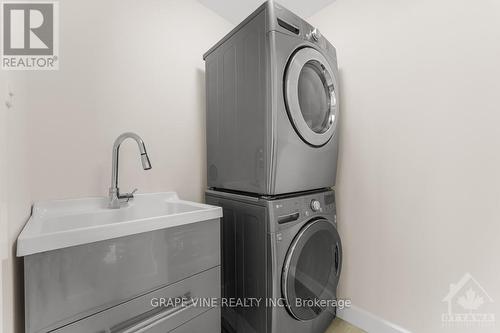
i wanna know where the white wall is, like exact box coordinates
[0,69,7,333]
[1,71,31,333]
[309,0,500,332]
[24,0,232,203]
[2,1,233,332]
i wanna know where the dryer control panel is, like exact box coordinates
[271,2,336,56]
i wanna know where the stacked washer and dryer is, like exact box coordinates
[204,2,342,333]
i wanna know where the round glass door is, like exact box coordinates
[282,219,342,321]
[285,47,338,147]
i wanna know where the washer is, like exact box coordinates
[204,1,340,196]
[205,189,342,333]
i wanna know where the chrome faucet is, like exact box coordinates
[109,132,152,209]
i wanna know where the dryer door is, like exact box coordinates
[285,47,339,147]
[282,219,342,321]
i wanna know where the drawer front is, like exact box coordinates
[170,308,221,333]
[53,267,220,333]
[25,219,220,333]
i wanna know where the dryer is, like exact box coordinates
[205,189,342,333]
[204,1,340,196]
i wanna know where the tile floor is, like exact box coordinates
[326,318,365,333]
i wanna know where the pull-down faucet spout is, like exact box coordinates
[109,132,152,209]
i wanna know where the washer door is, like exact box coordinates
[282,219,342,321]
[285,47,339,147]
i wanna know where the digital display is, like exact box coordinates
[325,194,335,205]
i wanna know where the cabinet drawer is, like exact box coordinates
[25,219,220,333]
[53,267,220,333]
[170,308,220,333]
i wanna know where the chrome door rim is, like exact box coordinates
[285,47,338,147]
[281,219,342,321]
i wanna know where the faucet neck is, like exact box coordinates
[109,132,151,209]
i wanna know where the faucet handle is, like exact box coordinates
[126,189,138,202]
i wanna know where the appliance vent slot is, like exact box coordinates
[277,18,299,35]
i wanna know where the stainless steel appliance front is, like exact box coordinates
[204,1,340,195]
[205,189,342,333]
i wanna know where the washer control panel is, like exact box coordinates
[310,199,321,212]
[324,192,335,211]
[272,190,336,231]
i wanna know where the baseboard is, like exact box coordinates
[337,305,412,333]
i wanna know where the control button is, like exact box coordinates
[311,28,321,42]
[310,199,321,212]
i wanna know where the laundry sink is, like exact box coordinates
[18,192,222,333]
[17,192,222,256]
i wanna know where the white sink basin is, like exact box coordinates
[17,192,222,256]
